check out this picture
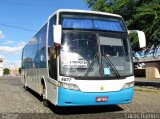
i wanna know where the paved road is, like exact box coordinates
[0,76,160,119]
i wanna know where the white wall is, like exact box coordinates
[0,58,3,76]
[0,69,3,76]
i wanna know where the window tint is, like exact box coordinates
[48,15,56,47]
[22,24,47,69]
[39,24,47,68]
[61,14,126,32]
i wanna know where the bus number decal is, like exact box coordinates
[61,77,71,82]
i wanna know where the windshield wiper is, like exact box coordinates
[102,55,121,79]
[81,53,98,80]
[81,53,121,79]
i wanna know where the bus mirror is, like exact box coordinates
[128,30,146,48]
[53,25,62,44]
[137,31,146,48]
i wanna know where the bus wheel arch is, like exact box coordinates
[24,75,28,91]
[40,77,49,107]
[40,78,45,96]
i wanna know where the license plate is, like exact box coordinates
[96,96,108,102]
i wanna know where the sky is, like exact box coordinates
[0,0,89,68]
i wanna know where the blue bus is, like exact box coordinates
[21,9,146,106]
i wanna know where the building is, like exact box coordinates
[0,58,3,76]
[9,67,20,76]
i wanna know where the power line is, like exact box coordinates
[0,23,36,32]
[0,1,57,7]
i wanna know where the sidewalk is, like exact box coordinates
[135,77,160,88]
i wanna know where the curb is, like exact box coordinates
[135,87,160,93]
[135,81,160,88]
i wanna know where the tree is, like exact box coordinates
[85,0,160,52]
[85,0,137,21]
[19,68,21,74]
[128,0,160,53]
[3,68,10,75]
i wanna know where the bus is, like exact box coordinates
[21,9,146,107]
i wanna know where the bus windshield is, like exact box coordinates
[60,31,133,78]
[59,13,132,79]
[60,31,99,77]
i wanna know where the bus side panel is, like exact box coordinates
[37,68,48,94]
[23,69,36,93]
[47,78,59,105]
[21,70,25,85]
[22,68,48,96]
[29,68,38,92]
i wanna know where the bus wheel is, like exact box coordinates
[24,85,28,91]
[43,99,49,107]
[42,85,49,107]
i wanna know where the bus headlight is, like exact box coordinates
[121,81,134,89]
[60,82,80,91]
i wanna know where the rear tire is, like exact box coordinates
[24,85,28,91]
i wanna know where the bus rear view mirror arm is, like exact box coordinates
[128,30,146,48]
[53,25,62,44]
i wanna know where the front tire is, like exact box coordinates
[43,99,49,107]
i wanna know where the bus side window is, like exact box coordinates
[48,15,57,80]
[49,45,57,80]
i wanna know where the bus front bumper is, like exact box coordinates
[57,87,134,106]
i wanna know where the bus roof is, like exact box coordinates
[50,9,122,19]
[23,9,124,50]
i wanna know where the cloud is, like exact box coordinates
[4,60,21,68]
[0,55,4,58]
[0,41,26,54]
[18,41,26,46]
[0,46,23,54]
[4,40,14,45]
[0,30,5,39]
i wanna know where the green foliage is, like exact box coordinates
[129,33,139,51]
[85,0,137,20]
[85,0,160,51]
[128,0,160,52]
[85,0,114,12]
[19,68,21,74]
[3,68,10,75]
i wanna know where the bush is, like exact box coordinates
[3,68,10,75]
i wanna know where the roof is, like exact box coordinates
[50,9,122,19]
